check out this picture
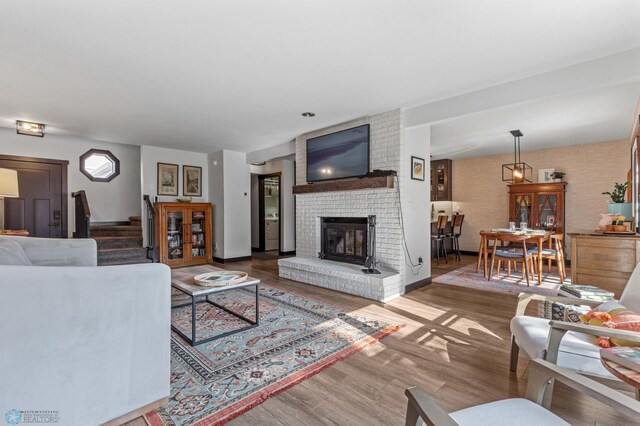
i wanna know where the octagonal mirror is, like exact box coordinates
[80,149,120,182]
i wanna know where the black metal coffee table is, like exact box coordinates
[171,266,260,346]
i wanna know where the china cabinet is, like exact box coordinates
[155,202,213,267]
[508,182,567,239]
[430,159,452,201]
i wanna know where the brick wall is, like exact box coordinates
[294,109,405,276]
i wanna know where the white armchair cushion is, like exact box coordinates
[450,398,569,425]
[0,236,98,266]
[511,316,614,379]
[0,238,32,265]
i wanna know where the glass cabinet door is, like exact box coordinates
[166,210,184,260]
[513,195,532,227]
[537,194,558,231]
[190,210,207,258]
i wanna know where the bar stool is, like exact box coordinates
[431,215,448,265]
[446,214,464,261]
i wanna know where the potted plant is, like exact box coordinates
[550,171,565,182]
[602,181,632,219]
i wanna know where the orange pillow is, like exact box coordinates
[581,302,640,347]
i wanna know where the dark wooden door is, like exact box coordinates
[0,156,68,238]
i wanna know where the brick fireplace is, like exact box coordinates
[278,109,406,302]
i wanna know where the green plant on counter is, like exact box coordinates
[602,181,629,203]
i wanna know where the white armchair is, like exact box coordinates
[0,236,171,426]
[405,358,640,425]
[510,261,640,382]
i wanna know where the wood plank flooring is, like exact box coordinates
[126,255,629,425]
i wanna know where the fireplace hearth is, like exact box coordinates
[320,217,369,265]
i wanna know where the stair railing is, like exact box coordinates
[143,195,158,262]
[72,190,91,238]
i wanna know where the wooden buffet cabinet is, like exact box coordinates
[508,182,567,239]
[570,233,640,299]
[155,202,213,267]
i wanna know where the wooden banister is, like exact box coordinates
[143,195,158,262]
[71,190,91,238]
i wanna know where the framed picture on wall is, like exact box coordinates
[538,168,555,183]
[411,156,425,181]
[183,165,202,197]
[157,163,179,196]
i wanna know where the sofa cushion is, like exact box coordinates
[510,316,615,379]
[450,398,569,425]
[0,238,32,266]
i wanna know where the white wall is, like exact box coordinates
[0,128,140,236]
[208,150,251,260]
[250,159,296,252]
[223,150,251,258]
[250,174,259,248]
[140,145,209,245]
[208,151,225,257]
[402,124,431,284]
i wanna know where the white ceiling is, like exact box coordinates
[430,81,640,159]
[1,1,639,154]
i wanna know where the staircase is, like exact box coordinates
[92,216,152,266]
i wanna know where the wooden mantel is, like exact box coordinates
[293,175,395,195]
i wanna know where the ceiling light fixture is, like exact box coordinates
[501,129,532,183]
[16,120,45,137]
[301,112,315,117]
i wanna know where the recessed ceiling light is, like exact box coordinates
[16,120,45,137]
[301,112,315,117]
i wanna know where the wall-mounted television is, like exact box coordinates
[306,124,370,183]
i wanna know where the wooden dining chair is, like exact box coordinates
[431,215,448,265]
[446,214,464,261]
[488,233,535,286]
[529,234,566,282]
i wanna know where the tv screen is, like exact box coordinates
[306,124,370,182]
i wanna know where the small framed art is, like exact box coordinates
[538,168,555,183]
[411,156,425,181]
[157,163,179,196]
[183,165,202,197]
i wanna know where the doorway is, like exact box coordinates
[258,173,281,256]
[0,155,68,238]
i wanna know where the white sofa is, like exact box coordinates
[0,236,171,425]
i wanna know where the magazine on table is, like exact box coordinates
[202,274,241,282]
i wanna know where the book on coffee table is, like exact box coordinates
[600,347,640,373]
[560,284,614,300]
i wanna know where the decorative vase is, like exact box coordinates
[607,202,632,219]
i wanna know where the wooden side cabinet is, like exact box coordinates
[508,182,567,238]
[570,234,640,299]
[155,202,213,267]
[430,159,452,201]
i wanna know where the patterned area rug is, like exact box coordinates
[434,263,570,296]
[145,285,402,425]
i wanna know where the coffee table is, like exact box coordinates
[171,265,260,346]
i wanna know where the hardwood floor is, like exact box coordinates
[127,255,629,425]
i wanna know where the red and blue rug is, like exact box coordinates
[145,284,403,425]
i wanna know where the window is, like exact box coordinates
[79,149,120,182]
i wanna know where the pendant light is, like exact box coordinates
[502,130,532,183]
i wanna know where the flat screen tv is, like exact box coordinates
[306,124,370,183]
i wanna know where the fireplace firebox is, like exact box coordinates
[320,217,369,265]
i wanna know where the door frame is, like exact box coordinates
[0,154,69,238]
[257,172,282,253]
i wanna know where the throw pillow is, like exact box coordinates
[581,301,640,347]
[0,238,32,265]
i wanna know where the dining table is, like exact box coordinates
[478,229,553,285]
